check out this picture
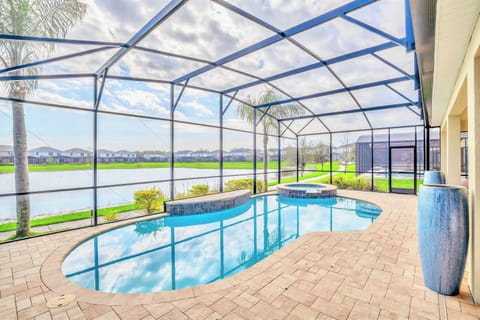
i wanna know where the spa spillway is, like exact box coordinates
[277,183,337,198]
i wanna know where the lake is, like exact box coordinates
[0,168,280,221]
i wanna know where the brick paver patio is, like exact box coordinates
[1,190,479,319]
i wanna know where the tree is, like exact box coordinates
[0,0,86,237]
[134,189,165,213]
[340,134,355,173]
[298,137,310,177]
[282,146,297,167]
[236,89,301,189]
[311,142,329,170]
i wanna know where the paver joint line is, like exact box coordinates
[0,190,478,319]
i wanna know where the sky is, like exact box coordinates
[0,0,423,151]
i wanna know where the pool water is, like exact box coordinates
[62,195,381,294]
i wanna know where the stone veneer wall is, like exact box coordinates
[165,189,251,216]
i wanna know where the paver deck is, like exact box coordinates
[1,190,479,319]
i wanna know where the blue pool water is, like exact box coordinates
[62,195,381,294]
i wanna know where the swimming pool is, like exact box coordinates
[62,195,381,294]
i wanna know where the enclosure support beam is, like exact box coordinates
[370,130,374,191]
[329,133,333,184]
[296,136,300,183]
[91,70,108,226]
[277,121,281,185]
[96,0,187,76]
[388,129,391,192]
[172,79,190,112]
[170,84,175,200]
[341,15,405,47]
[255,76,413,108]
[220,94,224,192]
[222,91,238,115]
[223,42,398,94]
[92,78,98,226]
[0,47,116,75]
[174,0,374,83]
[279,102,417,122]
[414,128,418,194]
[253,111,257,194]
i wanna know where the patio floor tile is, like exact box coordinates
[0,190,479,319]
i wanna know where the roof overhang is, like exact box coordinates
[430,0,480,126]
[409,0,436,126]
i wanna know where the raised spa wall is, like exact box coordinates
[276,183,337,198]
[164,189,251,216]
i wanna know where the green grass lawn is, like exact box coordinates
[0,160,350,174]
[311,161,340,171]
[310,169,423,193]
[0,161,291,173]
[0,203,138,233]
[374,178,423,192]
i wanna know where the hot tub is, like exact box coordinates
[276,183,337,198]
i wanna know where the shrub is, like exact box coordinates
[332,175,347,189]
[134,189,165,213]
[224,178,265,193]
[331,174,373,191]
[174,192,188,200]
[189,184,210,197]
[103,212,118,222]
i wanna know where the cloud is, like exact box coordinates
[188,67,257,92]
[3,0,420,135]
[179,99,214,117]
[292,17,387,61]
[366,108,422,128]
[226,0,352,30]
[33,89,91,108]
[225,40,318,79]
[101,84,170,117]
[223,117,250,131]
[140,0,273,62]
[0,101,12,117]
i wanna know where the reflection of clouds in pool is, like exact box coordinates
[63,195,382,293]
[62,241,94,274]
[331,210,372,231]
[130,228,171,254]
[174,223,219,242]
[224,221,255,272]
[99,248,172,293]
[175,232,221,287]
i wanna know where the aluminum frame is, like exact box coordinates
[0,0,426,237]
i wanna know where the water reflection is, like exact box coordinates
[134,219,165,238]
[62,195,381,293]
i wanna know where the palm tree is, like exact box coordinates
[0,0,86,237]
[236,89,301,190]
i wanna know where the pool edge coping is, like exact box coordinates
[39,190,387,306]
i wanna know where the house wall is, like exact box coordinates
[438,15,480,302]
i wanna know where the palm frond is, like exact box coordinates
[235,88,303,135]
[0,0,87,97]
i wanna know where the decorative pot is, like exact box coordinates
[417,184,469,295]
[423,171,446,184]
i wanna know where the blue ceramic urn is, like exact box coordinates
[423,171,446,184]
[417,184,469,295]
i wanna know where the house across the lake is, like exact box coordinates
[0,146,286,165]
[0,145,14,164]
